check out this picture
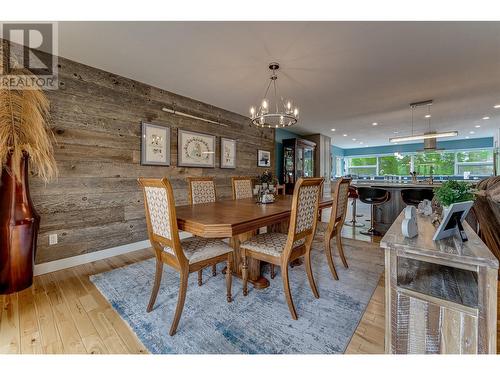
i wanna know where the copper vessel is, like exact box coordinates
[0,154,40,294]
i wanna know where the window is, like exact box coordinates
[343,149,494,177]
[414,152,455,176]
[456,150,494,176]
[378,155,411,176]
[347,156,377,176]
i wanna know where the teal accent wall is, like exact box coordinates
[275,128,300,183]
[342,137,493,156]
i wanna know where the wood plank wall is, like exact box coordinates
[30,56,275,264]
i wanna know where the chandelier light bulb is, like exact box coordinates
[262,99,268,109]
[260,116,265,125]
[293,108,299,116]
[250,107,255,117]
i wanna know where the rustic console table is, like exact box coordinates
[381,211,498,354]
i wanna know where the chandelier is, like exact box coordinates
[249,62,299,128]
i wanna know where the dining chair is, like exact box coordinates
[231,176,253,200]
[240,177,324,320]
[323,177,351,280]
[138,177,233,336]
[186,176,219,283]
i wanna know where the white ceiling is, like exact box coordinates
[57,21,500,148]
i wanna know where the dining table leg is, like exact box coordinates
[228,234,270,289]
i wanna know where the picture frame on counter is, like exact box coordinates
[257,149,271,167]
[220,137,236,169]
[140,122,170,166]
[178,129,216,168]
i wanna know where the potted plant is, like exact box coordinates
[0,67,57,294]
[433,180,475,217]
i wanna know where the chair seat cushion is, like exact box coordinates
[240,232,305,258]
[164,237,232,264]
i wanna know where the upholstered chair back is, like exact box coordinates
[187,177,216,205]
[334,178,351,222]
[289,178,324,241]
[232,177,253,200]
[138,178,185,263]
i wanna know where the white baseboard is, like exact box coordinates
[34,231,192,276]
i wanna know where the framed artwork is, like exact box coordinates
[141,122,170,166]
[257,149,271,167]
[178,129,216,168]
[220,138,236,169]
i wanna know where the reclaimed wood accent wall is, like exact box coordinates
[30,56,274,264]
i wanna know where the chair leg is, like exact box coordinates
[197,270,203,286]
[242,250,248,296]
[212,264,217,277]
[305,246,319,299]
[226,255,233,303]
[147,257,164,312]
[336,234,348,268]
[324,234,339,280]
[169,270,189,336]
[281,263,298,320]
[270,264,276,279]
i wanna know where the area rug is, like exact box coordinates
[90,235,384,354]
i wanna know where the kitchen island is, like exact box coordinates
[352,180,440,234]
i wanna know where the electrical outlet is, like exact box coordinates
[49,233,58,245]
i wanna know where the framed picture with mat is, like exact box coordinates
[432,201,473,242]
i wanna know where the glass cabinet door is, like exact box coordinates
[284,146,295,183]
[303,148,314,177]
[296,147,304,179]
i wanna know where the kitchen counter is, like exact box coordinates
[352,180,441,188]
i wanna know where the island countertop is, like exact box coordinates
[352,180,441,188]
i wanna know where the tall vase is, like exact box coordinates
[0,154,40,294]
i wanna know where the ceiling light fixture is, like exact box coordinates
[389,100,458,145]
[343,134,347,137]
[494,104,500,109]
[331,128,336,131]
[475,125,481,128]
[482,116,490,120]
[470,131,475,134]
[249,62,298,128]
[352,138,357,141]
[372,122,378,126]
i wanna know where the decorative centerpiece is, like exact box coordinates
[0,66,58,294]
[433,180,475,218]
[254,170,278,204]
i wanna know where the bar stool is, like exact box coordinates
[344,186,364,227]
[401,188,434,207]
[358,187,390,236]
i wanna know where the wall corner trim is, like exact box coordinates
[33,232,193,276]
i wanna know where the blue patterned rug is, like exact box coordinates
[90,235,384,354]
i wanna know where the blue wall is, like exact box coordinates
[342,137,493,156]
[275,128,300,183]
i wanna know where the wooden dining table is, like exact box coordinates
[175,194,333,289]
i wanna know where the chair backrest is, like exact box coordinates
[286,177,324,250]
[231,177,253,200]
[187,177,216,205]
[138,178,186,265]
[331,177,351,223]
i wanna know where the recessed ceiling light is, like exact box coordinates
[393,131,399,134]
[494,104,500,109]
[482,116,490,120]
[343,134,347,137]
[372,122,378,126]
[469,131,475,134]
[352,138,357,141]
[331,128,336,131]
[424,114,431,118]
[475,125,481,128]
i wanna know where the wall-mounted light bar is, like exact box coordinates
[389,131,458,143]
[162,107,228,127]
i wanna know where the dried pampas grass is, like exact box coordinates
[0,67,58,182]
